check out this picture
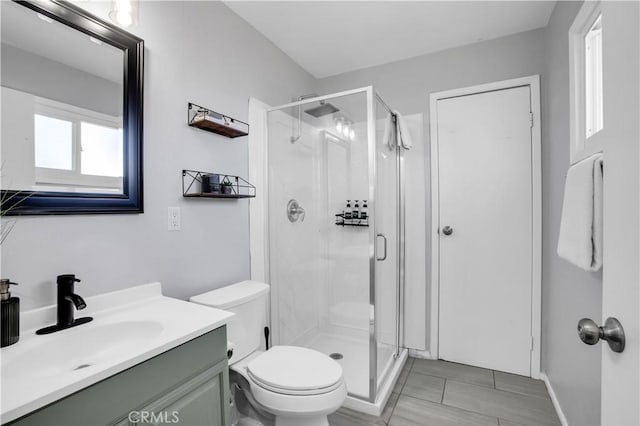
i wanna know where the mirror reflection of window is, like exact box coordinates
[32,99,123,191]
[80,122,123,178]
[34,114,73,170]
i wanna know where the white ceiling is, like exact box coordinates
[1,1,123,84]
[226,1,556,78]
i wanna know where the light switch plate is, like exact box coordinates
[168,206,181,231]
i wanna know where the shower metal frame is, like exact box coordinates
[266,86,406,404]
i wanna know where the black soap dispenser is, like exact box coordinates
[1,279,19,347]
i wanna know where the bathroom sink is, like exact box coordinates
[3,321,164,380]
[1,282,234,423]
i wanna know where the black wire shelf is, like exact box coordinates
[182,169,256,199]
[187,102,249,138]
[335,213,369,227]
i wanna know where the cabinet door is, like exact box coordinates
[117,362,229,426]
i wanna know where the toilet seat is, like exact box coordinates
[231,346,347,423]
[247,346,343,396]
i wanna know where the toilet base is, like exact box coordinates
[231,350,346,426]
[275,414,329,426]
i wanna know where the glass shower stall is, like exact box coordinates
[265,87,407,406]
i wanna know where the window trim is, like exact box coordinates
[33,97,124,190]
[569,1,604,164]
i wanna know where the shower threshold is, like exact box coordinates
[342,349,408,416]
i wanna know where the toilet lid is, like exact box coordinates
[247,346,343,394]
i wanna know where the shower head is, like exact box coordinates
[304,101,339,118]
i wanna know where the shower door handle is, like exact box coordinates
[376,233,387,261]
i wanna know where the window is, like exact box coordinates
[33,98,123,191]
[569,2,604,164]
[80,122,123,177]
[585,14,603,138]
[34,114,73,170]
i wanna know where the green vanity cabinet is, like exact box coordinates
[9,327,230,426]
[113,366,225,426]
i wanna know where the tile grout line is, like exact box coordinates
[395,360,557,426]
[386,394,400,425]
[412,359,496,389]
[386,362,413,426]
[441,380,560,426]
[402,393,504,424]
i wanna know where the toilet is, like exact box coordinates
[190,281,347,426]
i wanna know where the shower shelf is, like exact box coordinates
[335,213,369,227]
[187,102,249,138]
[182,169,256,199]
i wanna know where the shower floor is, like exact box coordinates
[304,331,395,399]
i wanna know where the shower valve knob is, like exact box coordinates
[287,199,306,223]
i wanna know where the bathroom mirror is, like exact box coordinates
[0,0,143,214]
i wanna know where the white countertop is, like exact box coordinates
[0,282,234,424]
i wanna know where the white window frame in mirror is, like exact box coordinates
[569,0,604,164]
[34,97,123,192]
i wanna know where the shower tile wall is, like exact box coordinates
[325,121,370,334]
[268,109,323,345]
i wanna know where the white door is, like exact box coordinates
[437,86,534,376]
[599,2,639,424]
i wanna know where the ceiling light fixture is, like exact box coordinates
[334,117,355,141]
[109,0,138,28]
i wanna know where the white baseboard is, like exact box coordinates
[540,372,569,426]
[408,348,435,359]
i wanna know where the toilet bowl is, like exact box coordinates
[233,347,346,426]
[190,281,347,426]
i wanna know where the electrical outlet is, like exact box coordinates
[168,207,181,231]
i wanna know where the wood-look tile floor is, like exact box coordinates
[329,358,561,426]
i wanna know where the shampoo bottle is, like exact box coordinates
[361,200,368,220]
[344,200,352,220]
[1,279,19,347]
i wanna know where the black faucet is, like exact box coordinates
[36,274,93,335]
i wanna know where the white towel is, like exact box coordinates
[557,153,604,271]
[382,113,396,151]
[393,110,413,150]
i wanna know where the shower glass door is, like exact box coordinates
[266,87,399,402]
[373,94,399,393]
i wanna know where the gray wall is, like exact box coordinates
[542,2,601,425]
[1,1,316,309]
[318,28,546,115]
[319,11,601,424]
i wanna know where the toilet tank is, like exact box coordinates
[190,280,269,364]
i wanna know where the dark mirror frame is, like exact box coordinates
[2,0,144,215]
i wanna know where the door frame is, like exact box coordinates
[428,75,542,378]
